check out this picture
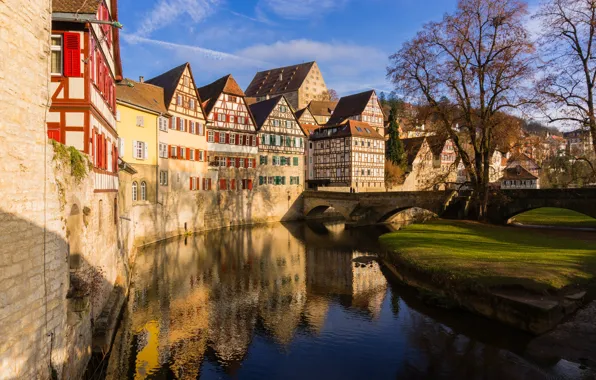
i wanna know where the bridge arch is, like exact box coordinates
[378,206,439,224]
[304,204,351,221]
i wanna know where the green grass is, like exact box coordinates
[379,220,596,293]
[512,208,596,228]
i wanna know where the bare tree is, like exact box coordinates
[387,0,535,218]
[316,89,339,102]
[535,0,596,155]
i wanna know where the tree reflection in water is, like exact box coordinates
[105,222,560,380]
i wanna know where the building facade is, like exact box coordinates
[327,90,385,136]
[249,96,306,188]
[245,62,329,110]
[307,101,338,125]
[146,63,209,198]
[116,78,170,209]
[198,75,259,191]
[563,129,594,157]
[500,166,540,189]
[48,0,122,192]
[311,121,385,191]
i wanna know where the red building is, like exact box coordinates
[48,0,123,192]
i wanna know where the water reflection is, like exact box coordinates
[106,221,562,380]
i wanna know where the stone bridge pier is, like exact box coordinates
[303,191,456,226]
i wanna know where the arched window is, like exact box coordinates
[132,181,138,201]
[141,181,147,201]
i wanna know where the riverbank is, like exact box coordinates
[511,207,596,228]
[379,220,596,334]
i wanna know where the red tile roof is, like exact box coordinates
[52,0,101,14]
[116,79,168,115]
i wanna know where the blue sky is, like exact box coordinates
[118,0,540,97]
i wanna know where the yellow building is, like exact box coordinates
[116,79,170,208]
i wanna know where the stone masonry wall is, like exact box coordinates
[0,1,126,378]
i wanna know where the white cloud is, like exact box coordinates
[259,0,349,19]
[135,0,221,37]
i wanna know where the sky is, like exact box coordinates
[117,0,541,97]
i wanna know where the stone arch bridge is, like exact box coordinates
[303,189,596,226]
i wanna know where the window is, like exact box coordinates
[190,149,195,161]
[293,157,299,166]
[203,178,212,190]
[184,77,190,87]
[248,158,254,168]
[280,105,287,113]
[133,141,146,160]
[280,156,287,166]
[170,145,177,158]
[273,156,279,166]
[159,143,168,158]
[158,117,168,132]
[230,133,236,145]
[260,155,268,165]
[159,171,168,186]
[189,121,195,134]
[51,35,63,75]
[180,148,186,159]
[230,115,235,123]
[252,136,257,146]
[198,123,204,135]
[273,120,280,127]
[177,94,182,105]
[141,181,147,201]
[198,150,204,161]
[208,130,214,142]
[178,118,184,131]
[218,157,226,167]
[238,116,245,124]
[132,182,138,201]
[219,132,226,143]
[217,113,226,122]
[189,99,195,110]
[136,116,144,127]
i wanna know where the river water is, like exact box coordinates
[103,221,583,380]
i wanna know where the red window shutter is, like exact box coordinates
[186,148,191,160]
[244,158,249,168]
[235,158,240,167]
[226,157,231,167]
[252,158,256,168]
[256,136,260,146]
[225,133,230,144]
[177,146,181,158]
[190,177,194,190]
[231,179,236,190]
[233,135,238,145]
[215,132,220,143]
[248,179,253,190]
[47,129,60,142]
[226,115,230,122]
[184,119,188,132]
[169,118,173,129]
[214,113,218,122]
[220,179,227,190]
[113,144,118,172]
[103,136,108,169]
[168,145,172,158]
[63,32,81,77]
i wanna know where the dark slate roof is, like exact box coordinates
[507,152,541,170]
[197,74,245,116]
[245,62,315,97]
[327,90,375,125]
[501,165,538,181]
[248,96,283,129]
[401,137,426,167]
[426,136,448,156]
[308,100,338,117]
[145,63,187,109]
[53,0,101,13]
[294,108,307,120]
[311,120,383,141]
[116,79,168,115]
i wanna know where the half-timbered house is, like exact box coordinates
[295,107,319,126]
[48,0,123,192]
[245,62,329,110]
[249,96,306,188]
[295,107,320,185]
[146,63,209,197]
[308,100,337,125]
[311,121,385,191]
[198,75,258,191]
[327,91,385,137]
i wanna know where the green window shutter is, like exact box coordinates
[281,176,286,185]
[259,176,264,185]
[281,157,286,165]
[296,176,300,185]
[293,157,298,166]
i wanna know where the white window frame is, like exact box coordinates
[159,171,168,186]
[158,117,168,132]
[141,181,147,201]
[51,35,63,76]
[208,130,214,143]
[189,121,195,134]
[132,182,138,201]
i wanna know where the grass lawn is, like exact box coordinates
[512,208,596,228]
[379,220,596,293]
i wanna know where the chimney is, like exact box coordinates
[139,76,144,83]
[279,73,283,81]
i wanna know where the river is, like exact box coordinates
[99,221,584,380]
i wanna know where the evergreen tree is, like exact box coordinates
[385,106,405,166]
[379,91,387,106]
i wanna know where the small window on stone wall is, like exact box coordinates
[132,181,138,201]
[141,181,147,201]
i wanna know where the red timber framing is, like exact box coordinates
[48,0,122,192]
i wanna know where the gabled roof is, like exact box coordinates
[507,152,541,169]
[245,62,316,97]
[401,137,426,168]
[52,0,102,14]
[248,96,283,129]
[311,120,383,141]
[308,100,338,117]
[327,90,376,125]
[299,123,320,137]
[426,136,448,156]
[145,63,187,108]
[295,107,319,125]
[197,74,245,116]
[116,79,168,115]
[501,165,538,181]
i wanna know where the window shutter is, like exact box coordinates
[248,179,253,190]
[184,119,188,132]
[63,32,81,77]
[132,140,138,159]
[244,158,249,168]
[235,134,240,145]
[225,133,230,144]
[168,145,172,158]
[235,158,240,167]
[118,138,125,157]
[215,132,220,143]
[226,157,231,167]
[231,179,236,190]
[47,129,60,142]
[253,159,256,168]
[190,177,193,190]
[186,148,191,160]
[114,145,119,172]
[144,143,148,159]
[220,179,226,190]
[169,117,174,129]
